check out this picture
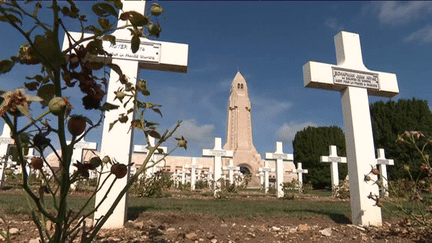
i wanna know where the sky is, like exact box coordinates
[1,1,432,159]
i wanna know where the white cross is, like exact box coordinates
[375,148,394,197]
[303,31,399,226]
[185,157,202,190]
[265,142,293,198]
[320,145,347,193]
[293,162,308,192]
[257,170,264,187]
[0,124,14,188]
[202,137,233,197]
[68,139,97,189]
[222,159,240,185]
[133,136,167,178]
[259,160,275,193]
[60,0,190,229]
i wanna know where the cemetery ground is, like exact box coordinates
[1,180,431,243]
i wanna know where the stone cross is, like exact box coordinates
[0,124,14,188]
[222,159,240,185]
[202,137,233,197]
[61,0,189,229]
[133,136,167,178]
[293,162,308,192]
[185,157,202,190]
[257,170,264,187]
[68,139,97,189]
[303,31,398,226]
[259,160,275,193]
[320,145,347,193]
[265,142,293,198]
[376,148,394,197]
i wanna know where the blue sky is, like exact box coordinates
[0,1,432,159]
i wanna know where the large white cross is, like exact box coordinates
[259,160,275,193]
[265,142,293,198]
[68,138,97,189]
[303,31,399,226]
[185,157,202,190]
[61,0,188,229]
[133,136,167,178]
[0,124,14,188]
[222,159,240,185]
[293,162,308,192]
[320,145,347,193]
[202,137,233,197]
[376,148,394,197]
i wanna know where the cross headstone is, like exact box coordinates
[133,136,167,178]
[202,137,233,197]
[68,139,97,189]
[259,160,275,193]
[185,157,202,190]
[0,124,14,188]
[320,145,347,193]
[376,148,394,197]
[303,31,399,226]
[293,162,308,192]
[222,159,240,185]
[257,170,264,187]
[265,142,293,198]
[61,0,189,229]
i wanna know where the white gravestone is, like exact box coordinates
[320,145,347,193]
[265,142,293,198]
[303,31,399,226]
[185,157,202,190]
[0,124,14,188]
[58,0,189,229]
[376,148,394,197]
[68,139,97,189]
[202,137,233,197]
[133,136,167,178]
[293,162,308,192]
[222,159,240,185]
[257,170,264,187]
[259,160,275,193]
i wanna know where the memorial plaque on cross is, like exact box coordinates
[185,157,202,190]
[259,160,275,193]
[0,124,14,188]
[293,162,308,192]
[265,142,293,198]
[202,137,233,197]
[375,148,394,197]
[303,31,399,226]
[61,0,188,229]
[320,145,347,193]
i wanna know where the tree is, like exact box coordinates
[293,126,347,189]
[0,1,185,242]
[371,98,432,180]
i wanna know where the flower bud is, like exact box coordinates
[403,165,410,172]
[111,163,128,179]
[364,175,371,182]
[102,156,111,164]
[371,167,379,176]
[31,157,43,170]
[68,115,86,136]
[150,3,163,16]
[49,97,69,116]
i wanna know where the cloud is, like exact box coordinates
[251,96,293,121]
[324,18,343,31]
[370,2,432,26]
[404,25,432,44]
[173,119,215,144]
[276,121,316,144]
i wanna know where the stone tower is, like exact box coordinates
[224,72,263,187]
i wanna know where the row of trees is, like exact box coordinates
[293,98,432,188]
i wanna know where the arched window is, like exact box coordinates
[237,83,240,89]
[241,84,244,89]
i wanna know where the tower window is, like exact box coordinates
[241,84,244,89]
[237,83,240,89]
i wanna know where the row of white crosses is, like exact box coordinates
[222,159,240,184]
[61,0,189,228]
[184,157,203,190]
[133,136,167,178]
[304,31,399,226]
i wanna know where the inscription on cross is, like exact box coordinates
[320,145,347,193]
[303,31,399,226]
[202,137,233,197]
[265,142,293,198]
[60,0,189,229]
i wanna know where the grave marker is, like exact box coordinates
[265,142,293,198]
[185,157,202,190]
[376,148,394,197]
[61,0,189,229]
[68,139,97,189]
[222,159,240,184]
[303,31,399,226]
[320,145,347,193]
[259,160,275,193]
[0,124,14,188]
[133,136,167,178]
[202,137,233,197]
[293,162,308,192]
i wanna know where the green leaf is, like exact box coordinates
[102,34,116,45]
[92,3,117,17]
[141,89,150,96]
[107,0,122,9]
[34,32,59,65]
[24,82,39,91]
[107,63,122,77]
[37,84,55,108]
[109,120,118,131]
[98,18,110,30]
[0,60,14,74]
[131,34,140,54]
[0,14,22,25]
[89,61,104,70]
[128,11,148,26]
[152,108,163,117]
[99,102,119,111]
[147,130,161,139]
